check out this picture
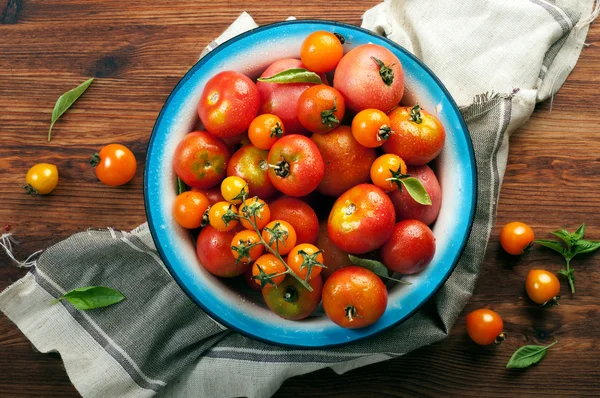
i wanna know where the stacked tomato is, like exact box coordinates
[171,31,446,329]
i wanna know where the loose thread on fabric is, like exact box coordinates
[549,0,600,112]
[460,88,520,122]
[0,233,42,268]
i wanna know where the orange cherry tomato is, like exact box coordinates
[231,230,264,264]
[351,109,393,148]
[172,191,210,229]
[91,144,137,186]
[239,197,271,230]
[221,176,249,205]
[287,243,324,281]
[252,254,287,288]
[500,222,535,255]
[370,154,408,192]
[526,269,560,305]
[297,85,345,134]
[465,309,505,345]
[300,31,344,73]
[322,266,388,328]
[261,220,297,255]
[248,114,286,150]
[208,201,239,231]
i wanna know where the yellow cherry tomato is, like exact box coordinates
[24,163,59,195]
[221,176,249,204]
[208,201,239,231]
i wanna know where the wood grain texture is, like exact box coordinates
[1,1,599,397]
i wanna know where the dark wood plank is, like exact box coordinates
[1,1,599,397]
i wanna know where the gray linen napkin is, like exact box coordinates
[1,1,597,397]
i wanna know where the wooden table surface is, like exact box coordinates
[1,1,599,397]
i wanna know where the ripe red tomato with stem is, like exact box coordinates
[322,266,388,328]
[262,274,323,320]
[257,58,326,136]
[465,309,506,345]
[267,135,324,197]
[383,105,446,165]
[297,85,345,134]
[91,144,137,186]
[526,269,560,306]
[370,154,408,192]
[197,225,248,277]
[333,44,404,113]
[311,125,377,197]
[351,109,394,148]
[328,184,395,254]
[173,191,210,229]
[380,220,436,274]
[173,131,230,189]
[198,71,260,138]
[300,31,344,73]
[268,197,319,245]
[388,164,442,225]
[227,144,277,199]
[248,114,285,151]
[500,222,535,255]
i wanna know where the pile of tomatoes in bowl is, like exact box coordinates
[169,30,446,329]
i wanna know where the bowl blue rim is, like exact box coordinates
[143,19,477,349]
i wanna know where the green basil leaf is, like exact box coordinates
[573,223,586,241]
[558,268,575,281]
[400,177,432,205]
[51,286,125,310]
[506,341,557,369]
[257,68,323,84]
[551,229,571,246]
[48,78,94,141]
[534,239,566,256]
[176,177,188,195]
[572,239,600,256]
[348,255,411,285]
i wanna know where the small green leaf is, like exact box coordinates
[558,268,575,281]
[506,341,557,369]
[51,286,125,310]
[348,255,411,285]
[176,177,188,195]
[572,239,600,256]
[534,239,566,256]
[48,78,94,141]
[257,68,323,84]
[400,177,432,205]
[551,229,571,246]
[573,223,586,241]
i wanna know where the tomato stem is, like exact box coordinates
[378,125,393,141]
[270,122,284,138]
[409,104,423,124]
[89,153,101,167]
[565,258,575,293]
[320,97,340,128]
[494,332,507,345]
[23,184,39,196]
[333,32,346,44]
[371,56,395,86]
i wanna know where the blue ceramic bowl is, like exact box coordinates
[144,20,476,348]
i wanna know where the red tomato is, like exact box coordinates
[300,31,344,73]
[333,44,404,113]
[262,274,323,320]
[383,105,446,165]
[388,165,442,225]
[311,126,377,197]
[322,266,388,328]
[196,225,248,277]
[227,144,277,199]
[297,85,345,134]
[380,220,436,274]
[328,184,396,254]
[268,197,319,245]
[257,58,326,136]
[198,71,260,138]
[267,135,325,197]
[466,309,505,346]
[316,221,352,280]
[92,144,137,186]
[191,186,225,205]
[173,131,230,189]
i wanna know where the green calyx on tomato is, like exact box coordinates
[270,123,284,138]
[263,221,289,249]
[371,56,395,86]
[221,204,239,227]
[333,32,346,44]
[298,249,325,281]
[252,264,286,289]
[231,238,262,263]
[241,197,265,219]
[387,166,411,191]
[23,184,38,196]
[378,125,394,141]
[344,305,360,322]
[89,153,101,167]
[409,104,423,124]
[271,155,291,178]
[320,97,340,128]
